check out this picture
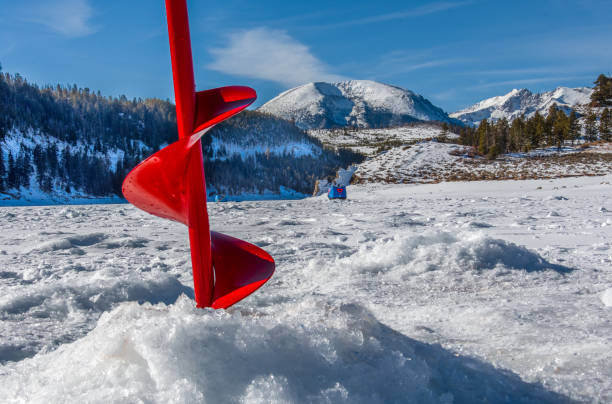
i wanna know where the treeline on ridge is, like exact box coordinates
[0,70,172,195]
[451,74,612,159]
[0,67,362,197]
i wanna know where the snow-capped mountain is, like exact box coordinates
[451,87,593,126]
[259,80,457,130]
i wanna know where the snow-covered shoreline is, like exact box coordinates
[1,175,611,402]
[353,141,612,185]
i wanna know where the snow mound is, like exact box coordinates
[341,231,571,278]
[26,233,108,253]
[259,80,454,130]
[0,296,565,403]
[602,288,612,307]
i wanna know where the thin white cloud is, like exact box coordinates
[26,0,97,38]
[460,67,562,76]
[353,1,474,24]
[390,58,465,75]
[366,49,467,79]
[318,1,475,29]
[470,75,594,90]
[207,27,344,86]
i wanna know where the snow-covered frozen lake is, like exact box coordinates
[1,175,611,403]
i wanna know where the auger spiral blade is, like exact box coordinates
[121,0,274,309]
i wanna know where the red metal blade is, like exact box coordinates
[122,135,193,225]
[194,87,257,134]
[210,232,275,309]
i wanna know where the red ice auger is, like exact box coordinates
[122,0,274,309]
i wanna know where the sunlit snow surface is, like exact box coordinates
[1,176,611,403]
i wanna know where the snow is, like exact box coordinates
[209,137,319,161]
[451,87,593,126]
[309,124,458,155]
[354,142,463,183]
[352,141,612,184]
[1,175,612,402]
[210,186,308,202]
[0,194,123,207]
[259,80,454,130]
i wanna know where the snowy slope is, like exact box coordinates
[0,129,133,205]
[259,80,456,130]
[451,87,593,126]
[353,141,612,184]
[309,123,459,155]
[202,111,364,197]
[206,110,322,161]
[0,175,611,402]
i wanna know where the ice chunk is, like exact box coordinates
[602,288,612,307]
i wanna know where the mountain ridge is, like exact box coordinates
[451,86,593,126]
[259,80,459,130]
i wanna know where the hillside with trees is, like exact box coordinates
[0,69,172,198]
[203,110,362,195]
[0,66,362,201]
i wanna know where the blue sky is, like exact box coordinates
[0,0,610,112]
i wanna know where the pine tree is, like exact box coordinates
[545,106,558,145]
[60,147,71,180]
[33,144,46,188]
[16,146,32,189]
[439,122,449,142]
[599,108,611,141]
[509,116,524,151]
[46,143,59,178]
[7,152,16,189]
[584,108,598,142]
[568,110,580,145]
[552,109,570,149]
[477,119,489,155]
[592,74,612,107]
[0,149,5,191]
[532,112,545,149]
[459,127,471,146]
[94,138,102,153]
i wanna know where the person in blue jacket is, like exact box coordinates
[328,185,347,199]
